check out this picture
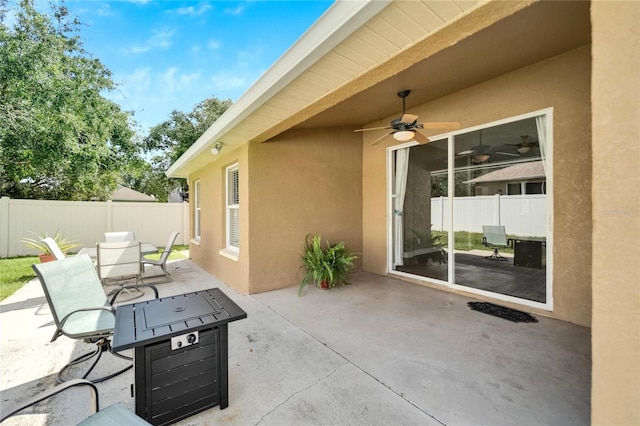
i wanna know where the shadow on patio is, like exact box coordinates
[0,258,590,425]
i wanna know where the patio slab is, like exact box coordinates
[0,258,590,425]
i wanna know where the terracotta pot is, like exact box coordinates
[38,254,56,263]
[319,280,329,289]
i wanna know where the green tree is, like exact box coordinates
[137,96,232,200]
[0,0,138,200]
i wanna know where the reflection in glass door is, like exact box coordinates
[392,138,449,283]
[391,113,550,307]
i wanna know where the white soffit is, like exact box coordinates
[167,0,482,178]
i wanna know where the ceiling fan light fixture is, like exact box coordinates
[473,154,490,163]
[393,130,415,142]
[517,146,531,154]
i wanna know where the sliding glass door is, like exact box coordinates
[392,138,449,283]
[390,111,551,308]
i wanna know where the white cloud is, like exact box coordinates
[160,67,202,94]
[224,5,246,16]
[96,3,113,17]
[149,29,174,49]
[210,73,250,92]
[123,29,175,54]
[207,39,221,50]
[174,4,212,16]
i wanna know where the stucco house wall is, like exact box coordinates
[170,2,639,421]
[247,127,363,293]
[188,144,250,294]
[591,2,639,423]
[363,46,591,326]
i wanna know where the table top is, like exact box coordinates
[112,288,247,351]
[511,237,547,243]
[78,242,158,258]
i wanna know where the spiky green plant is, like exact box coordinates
[21,230,81,255]
[299,234,358,296]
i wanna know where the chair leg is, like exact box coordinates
[56,338,132,384]
[484,248,509,261]
[161,263,171,279]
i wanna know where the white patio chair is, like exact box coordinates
[482,225,511,261]
[141,232,180,280]
[104,231,135,242]
[96,241,142,292]
[31,255,158,384]
[41,237,66,260]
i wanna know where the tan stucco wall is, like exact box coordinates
[363,46,592,326]
[591,2,640,424]
[247,127,363,293]
[188,144,250,294]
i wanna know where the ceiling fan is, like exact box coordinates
[456,129,520,163]
[507,135,539,154]
[354,90,460,146]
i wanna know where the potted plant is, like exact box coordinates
[21,230,81,263]
[403,229,447,265]
[298,234,358,296]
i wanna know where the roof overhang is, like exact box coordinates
[167,0,590,178]
[167,0,392,178]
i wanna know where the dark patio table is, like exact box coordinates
[113,288,247,425]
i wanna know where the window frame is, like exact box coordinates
[193,180,201,243]
[221,163,239,258]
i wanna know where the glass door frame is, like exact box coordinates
[387,108,554,312]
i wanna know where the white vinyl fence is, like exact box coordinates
[0,197,189,258]
[431,194,546,236]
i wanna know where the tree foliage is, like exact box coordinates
[134,96,232,201]
[0,0,138,200]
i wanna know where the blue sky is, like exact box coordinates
[54,1,334,134]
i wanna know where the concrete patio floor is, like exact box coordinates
[0,258,591,425]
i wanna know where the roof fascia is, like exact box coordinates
[166,0,392,178]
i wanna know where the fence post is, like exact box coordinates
[182,202,189,245]
[106,200,113,232]
[0,197,9,258]
[495,193,502,225]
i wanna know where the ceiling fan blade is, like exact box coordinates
[421,122,461,130]
[370,131,394,146]
[354,126,393,133]
[457,150,473,155]
[413,130,429,144]
[495,151,520,157]
[401,114,419,124]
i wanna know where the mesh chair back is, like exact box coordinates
[32,255,113,339]
[483,225,508,246]
[104,231,135,242]
[41,237,66,260]
[158,232,180,263]
[97,241,141,281]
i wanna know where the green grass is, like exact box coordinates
[0,256,38,302]
[432,230,514,254]
[0,245,191,302]
[140,245,190,262]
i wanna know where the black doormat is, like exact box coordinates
[467,302,538,323]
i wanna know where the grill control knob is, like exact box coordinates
[187,333,196,344]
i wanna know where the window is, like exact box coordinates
[507,183,522,195]
[194,180,201,240]
[226,164,239,251]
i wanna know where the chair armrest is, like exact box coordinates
[0,379,99,422]
[110,283,159,305]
